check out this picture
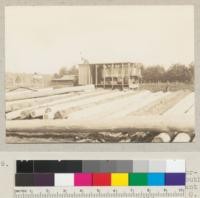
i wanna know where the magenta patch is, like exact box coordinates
[74,173,92,186]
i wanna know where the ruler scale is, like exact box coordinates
[14,187,185,198]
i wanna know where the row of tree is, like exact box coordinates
[141,63,194,83]
[53,66,78,78]
[54,63,194,83]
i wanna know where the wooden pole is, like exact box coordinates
[111,64,114,89]
[95,64,98,87]
[122,63,124,90]
[103,64,106,88]
[6,92,76,112]
[128,63,130,89]
[88,65,91,84]
[6,115,194,134]
[6,85,95,101]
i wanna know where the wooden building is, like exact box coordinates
[78,62,142,89]
[51,75,78,87]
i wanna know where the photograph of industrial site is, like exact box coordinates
[5,6,194,143]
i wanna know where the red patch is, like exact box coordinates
[92,173,111,186]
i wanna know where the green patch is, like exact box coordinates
[129,173,148,186]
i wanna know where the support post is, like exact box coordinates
[122,63,124,90]
[95,64,98,87]
[103,64,106,88]
[111,64,114,89]
[128,63,130,89]
[88,64,91,84]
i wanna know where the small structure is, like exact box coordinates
[78,62,142,89]
[51,75,78,87]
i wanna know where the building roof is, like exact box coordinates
[79,62,143,68]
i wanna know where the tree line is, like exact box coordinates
[53,65,78,78]
[141,63,194,83]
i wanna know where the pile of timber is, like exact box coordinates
[5,86,195,143]
[6,85,95,117]
[6,85,94,101]
[6,115,194,143]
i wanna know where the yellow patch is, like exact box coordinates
[111,173,129,186]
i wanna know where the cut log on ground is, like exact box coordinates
[6,89,108,120]
[6,89,36,97]
[173,133,193,142]
[7,86,37,92]
[6,85,95,101]
[130,91,189,116]
[107,91,166,119]
[68,91,146,120]
[42,90,134,119]
[27,89,109,119]
[54,91,135,119]
[6,115,194,134]
[6,92,77,118]
[152,132,176,143]
[164,92,194,116]
[6,92,77,112]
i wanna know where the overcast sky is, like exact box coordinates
[5,6,194,74]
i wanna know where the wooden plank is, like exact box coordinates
[6,115,194,134]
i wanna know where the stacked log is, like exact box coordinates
[6,88,106,120]
[6,92,77,112]
[67,91,147,120]
[107,91,167,119]
[6,85,95,101]
[130,91,189,116]
[5,86,195,143]
[28,89,109,119]
[53,91,135,119]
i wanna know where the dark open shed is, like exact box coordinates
[79,62,142,89]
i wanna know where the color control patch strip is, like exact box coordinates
[15,160,186,187]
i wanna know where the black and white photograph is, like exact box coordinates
[5,5,195,143]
